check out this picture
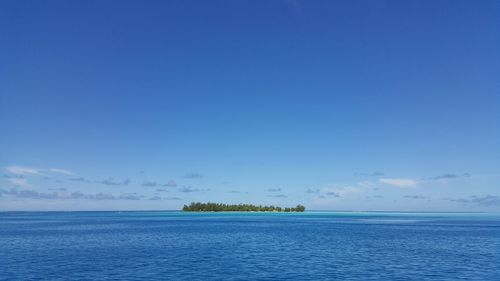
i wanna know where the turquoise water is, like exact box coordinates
[1,211,499,280]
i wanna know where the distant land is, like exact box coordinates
[182,202,306,212]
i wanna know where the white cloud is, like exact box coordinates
[379,178,417,187]
[6,166,43,176]
[7,178,32,187]
[356,181,375,188]
[322,185,360,197]
[48,168,73,175]
[5,166,74,176]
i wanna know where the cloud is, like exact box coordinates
[184,173,203,179]
[442,195,500,207]
[428,173,470,180]
[325,191,340,197]
[70,192,116,200]
[165,197,182,200]
[97,178,130,186]
[69,177,90,183]
[0,188,58,199]
[87,193,116,200]
[305,188,319,194]
[118,193,142,200]
[156,188,169,192]
[0,188,148,201]
[149,196,162,200]
[162,180,177,187]
[379,178,417,187]
[321,185,364,197]
[49,187,68,191]
[356,181,376,189]
[228,190,249,194]
[268,188,281,192]
[6,166,43,176]
[178,187,199,193]
[366,195,383,199]
[6,178,32,187]
[403,195,427,200]
[141,181,157,187]
[48,168,73,175]
[268,194,287,198]
[178,186,209,193]
[3,174,24,179]
[5,166,74,177]
[469,195,500,206]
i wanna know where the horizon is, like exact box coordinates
[1,209,499,214]
[1,0,499,212]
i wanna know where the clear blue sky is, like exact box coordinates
[1,0,499,211]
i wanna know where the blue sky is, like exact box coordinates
[1,0,499,211]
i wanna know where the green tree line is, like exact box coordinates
[182,202,306,212]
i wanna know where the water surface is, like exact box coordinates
[1,211,499,280]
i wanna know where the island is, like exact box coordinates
[182,202,306,212]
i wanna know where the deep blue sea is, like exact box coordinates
[0,211,499,280]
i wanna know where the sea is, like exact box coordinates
[0,211,499,280]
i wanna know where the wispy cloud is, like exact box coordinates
[427,173,470,180]
[5,166,74,176]
[70,192,116,200]
[321,185,364,197]
[178,186,209,193]
[442,195,500,207]
[156,188,169,192]
[3,174,24,179]
[49,187,68,191]
[0,188,146,201]
[403,195,427,200]
[268,188,281,192]
[6,178,32,187]
[178,187,200,193]
[6,166,44,176]
[118,193,142,200]
[305,188,319,194]
[228,190,249,194]
[184,173,203,179]
[69,177,90,183]
[268,194,287,198]
[142,180,177,187]
[97,178,130,186]
[141,180,157,187]
[165,197,182,200]
[325,191,340,197]
[146,195,182,200]
[48,168,73,175]
[162,180,177,187]
[379,178,417,187]
[0,188,58,199]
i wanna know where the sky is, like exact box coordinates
[1,0,499,211]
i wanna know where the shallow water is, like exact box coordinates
[1,211,499,280]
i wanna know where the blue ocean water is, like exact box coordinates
[0,212,499,280]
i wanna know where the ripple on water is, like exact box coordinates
[0,212,499,281]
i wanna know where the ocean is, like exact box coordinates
[1,211,499,280]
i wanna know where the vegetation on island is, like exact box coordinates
[182,202,306,212]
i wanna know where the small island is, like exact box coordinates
[182,202,306,212]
